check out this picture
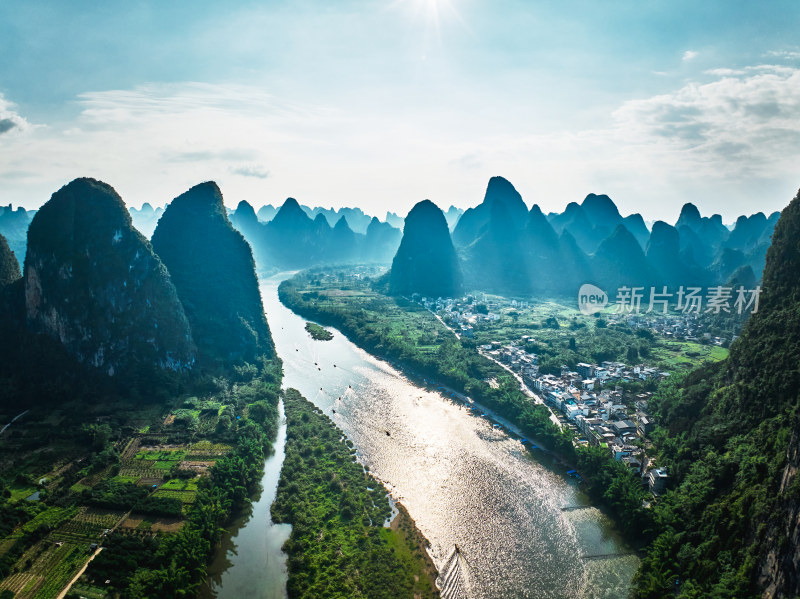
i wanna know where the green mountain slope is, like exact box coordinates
[388,199,462,297]
[23,178,195,375]
[151,181,273,366]
[636,189,800,598]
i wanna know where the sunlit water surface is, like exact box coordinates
[203,274,638,599]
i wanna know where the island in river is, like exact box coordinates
[304,321,334,341]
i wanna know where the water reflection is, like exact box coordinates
[262,276,638,599]
[198,401,291,599]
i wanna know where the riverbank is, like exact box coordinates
[278,271,652,542]
[387,503,440,595]
[272,388,439,599]
[278,275,573,456]
[262,273,639,598]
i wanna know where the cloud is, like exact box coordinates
[766,50,800,61]
[165,149,259,163]
[0,95,30,135]
[613,66,800,177]
[450,153,482,171]
[0,74,797,221]
[682,50,698,62]
[704,68,745,77]
[231,165,270,179]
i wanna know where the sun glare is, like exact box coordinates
[394,0,463,34]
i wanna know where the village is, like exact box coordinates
[411,292,704,497]
[480,339,669,495]
[416,292,731,347]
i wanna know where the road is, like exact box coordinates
[424,303,562,428]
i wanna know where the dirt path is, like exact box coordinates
[56,547,103,599]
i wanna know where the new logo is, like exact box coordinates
[578,284,608,315]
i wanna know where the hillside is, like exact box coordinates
[636,189,800,598]
[23,178,195,375]
[151,181,272,365]
[0,233,21,287]
[388,199,462,297]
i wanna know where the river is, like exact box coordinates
[202,274,638,599]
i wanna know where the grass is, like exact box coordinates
[651,341,729,368]
[153,489,196,504]
[134,449,187,461]
[160,478,199,491]
[8,483,37,502]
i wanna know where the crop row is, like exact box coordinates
[153,489,196,504]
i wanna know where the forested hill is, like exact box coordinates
[23,178,196,375]
[0,178,277,407]
[151,181,273,366]
[635,189,800,598]
[388,199,462,298]
[0,233,21,287]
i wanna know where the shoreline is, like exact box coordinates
[390,502,441,597]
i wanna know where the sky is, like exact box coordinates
[1,0,799,222]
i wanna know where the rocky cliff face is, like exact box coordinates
[0,233,21,287]
[760,428,800,598]
[151,181,273,364]
[389,199,462,297]
[753,190,800,598]
[23,178,195,374]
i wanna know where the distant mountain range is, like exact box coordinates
[227,198,404,269]
[0,204,34,265]
[444,176,777,297]
[2,178,778,297]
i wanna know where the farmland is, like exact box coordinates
[0,359,281,598]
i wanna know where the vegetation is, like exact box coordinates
[0,233,20,288]
[304,322,333,341]
[279,269,651,539]
[151,181,273,366]
[22,177,196,374]
[0,176,288,598]
[632,191,800,597]
[460,296,728,374]
[386,199,462,298]
[0,350,282,597]
[272,389,439,599]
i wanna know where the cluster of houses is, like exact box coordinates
[481,342,670,495]
[411,293,675,496]
[536,364,669,495]
[614,313,731,347]
[414,294,503,338]
[482,341,667,390]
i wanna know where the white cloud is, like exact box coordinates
[0,94,31,135]
[766,50,800,61]
[231,165,270,179]
[613,66,800,178]
[0,70,798,222]
[704,68,745,77]
[682,50,698,62]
